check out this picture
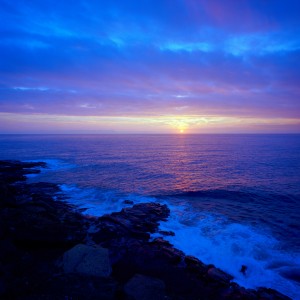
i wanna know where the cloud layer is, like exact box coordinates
[0,0,300,132]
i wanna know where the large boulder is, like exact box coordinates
[124,274,166,300]
[62,244,111,277]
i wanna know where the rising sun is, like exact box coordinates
[179,129,184,133]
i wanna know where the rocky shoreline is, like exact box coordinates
[0,160,291,299]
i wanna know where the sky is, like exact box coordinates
[0,0,300,134]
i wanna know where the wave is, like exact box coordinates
[165,189,300,255]
[59,184,155,216]
[154,200,300,300]
[24,159,76,179]
[59,184,300,299]
[169,189,300,204]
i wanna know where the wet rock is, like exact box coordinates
[123,199,134,205]
[93,202,170,244]
[222,285,257,300]
[257,287,291,300]
[0,160,293,300]
[0,160,46,184]
[62,244,112,277]
[158,230,175,236]
[240,264,248,275]
[184,255,208,275]
[207,267,233,284]
[151,237,172,246]
[124,274,166,300]
[158,244,183,264]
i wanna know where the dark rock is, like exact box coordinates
[240,264,248,275]
[123,199,134,205]
[4,206,86,248]
[184,255,209,275]
[92,202,170,245]
[30,274,117,300]
[15,193,33,204]
[206,267,233,284]
[0,239,17,261]
[124,274,166,300]
[0,279,6,296]
[151,237,172,246]
[0,160,46,184]
[257,287,291,300]
[222,285,257,300]
[0,160,292,300]
[62,244,112,277]
[158,230,175,236]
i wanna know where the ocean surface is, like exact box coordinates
[0,134,300,299]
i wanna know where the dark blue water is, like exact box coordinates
[0,134,299,299]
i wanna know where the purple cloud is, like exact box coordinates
[0,0,299,132]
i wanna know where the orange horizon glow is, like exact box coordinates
[0,112,300,134]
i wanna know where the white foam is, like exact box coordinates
[24,159,75,179]
[56,185,300,299]
[59,184,155,216]
[156,201,300,300]
[28,159,75,170]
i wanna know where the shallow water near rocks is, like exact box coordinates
[0,134,299,299]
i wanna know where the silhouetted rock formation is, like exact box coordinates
[0,160,291,299]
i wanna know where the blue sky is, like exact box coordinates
[1,0,300,133]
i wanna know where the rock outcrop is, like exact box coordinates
[62,244,111,277]
[0,160,291,300]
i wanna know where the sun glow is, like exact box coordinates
[1,113,299,134]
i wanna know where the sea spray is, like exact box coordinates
[59,183,300,299]
[155,200,300,300]
[25,159,75,178]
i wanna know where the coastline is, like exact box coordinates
[0,160,291,299]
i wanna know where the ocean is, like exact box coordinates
[0,134,299,299]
